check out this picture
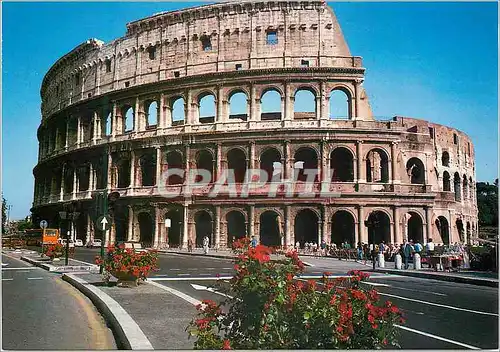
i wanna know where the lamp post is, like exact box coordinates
[59,209,79,266]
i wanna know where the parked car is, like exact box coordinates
[75,239,84,247]
[58,238,75,248]
[91,239,102,248]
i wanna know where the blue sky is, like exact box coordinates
[2,1,498,219]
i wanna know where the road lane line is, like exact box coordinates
[2,267,38,270]
[149,276,233,281]
[360,281,447,296]
[394,324,480,350]
[27,277,44,280]
[170,269,181,271]
[148,281,201,306]
[178,273,191,276]
[2,278,13,281]
[380,293,498,317]
[361,282,391,287]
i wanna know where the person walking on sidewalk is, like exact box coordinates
[402,240,414,270]
[251,236,257,249]
[203,236,210,254]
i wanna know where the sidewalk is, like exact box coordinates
[63,272,196,350]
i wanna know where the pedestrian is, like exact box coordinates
[426,238,435,257]
[187,238,193,253]
[320,240,326,257]
[251,236,257,249]
[371,244,379,270]
[357,242,363,260]
[203,236,210,254]
[402,240,414,269]
[414,240,423,254]
[295,241,300,251]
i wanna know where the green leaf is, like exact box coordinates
[303,312,311,320]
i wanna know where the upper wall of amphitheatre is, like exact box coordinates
[40,0,365,119]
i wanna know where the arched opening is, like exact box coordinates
[466,222,471,244]
[294,147,318,182]
[227,148,247,183]
[105,112,112,136]
[198,93,216,123]
[124,106,134,133]
[146,101,158,127]
[165,151,184,185]
[407,212,424,244]
[443,171,451,191]
[68,118,78,145]
[117,158,131,188]
[78,165,90,191]
[367,211,391,245]
[294,209,318,246]
[63,166,74,194]
[329,89,350,119]
[171,97,185,125]
[260,89,282,120]
[463,175,468,200]
[436,216,450,245]
[454,172,461,201]
[140,153,156,186]
[196,150,214,182]
[81,114,92,142]
[195,211,213,247]
[260,148,282,182]
[441,151,450,167]
[165,210,182,247]
[293,89,316,120]
[114,206,128,243]
[138,212,154,248]
[229,91,248,120]
[75,216,87,242]
[456,219,464,243]
[330,147,354,182]
[406,157,425,184]
[226,211,246,247]
[366,149,389,183]
[331,211,355,246]
[259,211,281,247]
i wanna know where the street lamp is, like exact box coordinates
[59,210,80,266]
[165,218,171,249]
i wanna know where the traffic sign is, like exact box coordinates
[96,215,112,231]
[40,220,48,229]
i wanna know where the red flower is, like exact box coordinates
[222,339,231,350]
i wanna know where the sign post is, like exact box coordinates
[96,213,111,274]
[40,220,48,254]
[165,218,171,248]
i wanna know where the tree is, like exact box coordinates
[2,197,7,234]
[476,181,498,227]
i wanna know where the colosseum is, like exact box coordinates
[32,0,478,250]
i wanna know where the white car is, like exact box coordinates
[75,239,84,247]
[91,239,102,248]
[58,239,75,248]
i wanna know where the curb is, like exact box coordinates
[371,268,498,287]
[62,273,153,350]
[20,256,99,273]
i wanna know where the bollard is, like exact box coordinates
[414,253,421,270]
[378,253,385,268]
[395,253,402,270]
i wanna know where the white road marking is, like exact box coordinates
[390,285,447,297]
[361,282,391,287]
[27,277,44,280]
[395,324,480,350]
[148,281,201,306]
[222,268,232,270]
[380,293,498,317]
[2,267,38,271]
[302,261,315,267]
[178,273,191,276]
[149,276,233,282]
[191,283,234,299]
[170,269,181,271]
[2,263,8,267]
[2,278,13,281]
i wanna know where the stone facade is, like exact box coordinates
[32,0,478,249]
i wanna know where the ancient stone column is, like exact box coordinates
[155,147,161,187]
[356,140,365,183]
[182,205,189,249]
[129,150,136,189]
[215,205,221,247]
[127,206,134,241]
[285,205,291,247]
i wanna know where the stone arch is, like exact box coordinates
[226,210,247,247]
[114,206,128,243]
[260,147,282,182]
[171,96,185,124]
[139,152,156,186]
[77,163,91,191]
[260,210,282,247]
[331,210,355,246]
[227,148,247,183]
[406,211,424,244]
[228,90,248,120]
[123,106,134,132]
[406,157,425,184]
[366,210,391,244]
[105,111,112,136]
[138,212,154,247]
[294,147,318,182]
[145,100,158,127]
[194,210,213,247]
[294,208,319,246]
[115,155,131,189]
[165,209,182,247]
[435,216,450,245]
[196,149,214,182]
[454,172,461,201]
[329,87,351,119]
[330,147,354,182]
[260,88,282,120]
[198,92,216,123]
[293,88,316,120]
[462,175,468,199]
[456,218,464,243]
[165,150,184,185]
[365,148,389,183]
[442,151,450,167]
[443,171,451,191]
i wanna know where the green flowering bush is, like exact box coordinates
[187,238,404,349]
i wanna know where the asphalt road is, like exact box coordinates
[1,252,116,350]
[72,248,499,349]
